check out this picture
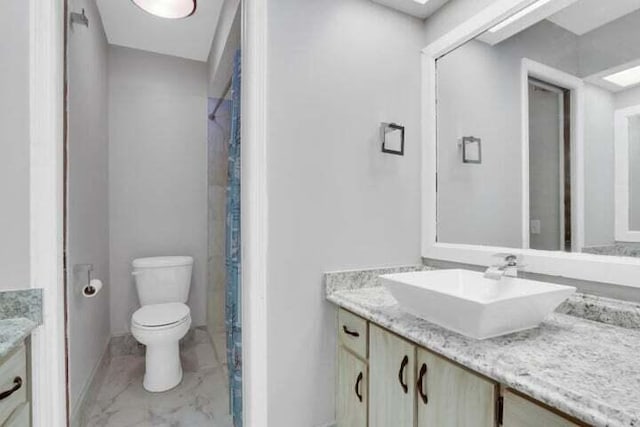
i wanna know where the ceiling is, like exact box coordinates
[371,0,451,20]
[96,0,223,62]
[548,0,640,35]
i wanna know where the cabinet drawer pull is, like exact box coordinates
[342,325,360,337]
[0,377,22,401]
[398,355,409,394]
[355,372,363,402]
[417,363,428,404]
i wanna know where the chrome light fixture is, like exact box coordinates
[131,0,196,19]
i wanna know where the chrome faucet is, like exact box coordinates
[484,253,522,280]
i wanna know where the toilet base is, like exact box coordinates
[142,342,183,392]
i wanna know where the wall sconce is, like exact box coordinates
[462,136,481,164]
[381,123,405,156]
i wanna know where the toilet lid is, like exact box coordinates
[132,303,190,327]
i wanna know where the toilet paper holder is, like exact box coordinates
[74,264,97,296]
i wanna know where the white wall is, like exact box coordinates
[66,0,112,416]
[108,46,208,335]
[0,0,30,289]
[265,0,424,424]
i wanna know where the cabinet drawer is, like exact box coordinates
[338,309,368,359]
[0,346,27,425]
[3,402,30,427]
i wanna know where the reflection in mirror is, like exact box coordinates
[435,0,640,258]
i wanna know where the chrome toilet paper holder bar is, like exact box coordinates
[74,264,96,295]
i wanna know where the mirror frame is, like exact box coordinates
[614,105,640,242]
[421,0,640,288]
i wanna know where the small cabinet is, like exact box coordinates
[416,348,496,427]
[368,324,415,427]
[502,389,580,427]
[337,347,367,427]
[0,345,28,426]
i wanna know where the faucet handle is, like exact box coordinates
[492,253,520,266]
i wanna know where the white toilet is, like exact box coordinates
[130,256,193,392]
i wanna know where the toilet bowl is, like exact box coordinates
[131,302,192,392]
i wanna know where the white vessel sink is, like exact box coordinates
[380,269,576,339]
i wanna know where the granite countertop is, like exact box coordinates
[0,289,43,359]
[0,318,38,359]
[326,268,640,427]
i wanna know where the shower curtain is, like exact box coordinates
[225,49,242,427]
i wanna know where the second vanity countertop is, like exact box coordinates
[0,288,43,358]
[327,270,640,427]
[0,318,39,358]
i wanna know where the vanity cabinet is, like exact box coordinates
[336,308,584,427]
[369,324,415,427]
[416,348,496,427]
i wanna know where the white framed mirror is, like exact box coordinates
[422,0,640,287]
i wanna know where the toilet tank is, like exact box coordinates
[132,256,193,306]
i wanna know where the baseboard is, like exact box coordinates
[69,338,111,427]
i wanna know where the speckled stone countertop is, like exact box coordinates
[0,318,38,359]
[0,289,43,359]
[326,267,640,427]
[583,243,640,258]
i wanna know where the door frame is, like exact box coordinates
[30,1,271,426]
[241,0,269,425]
[521,60,584,252]
[29,0,68,426]
[614,104,640,242]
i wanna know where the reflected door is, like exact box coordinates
[528,79,570,251]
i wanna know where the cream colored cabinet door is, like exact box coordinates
[416,348,496,427]
[502,389,579,427]
[337,347,367,427]
[369,324,415,427]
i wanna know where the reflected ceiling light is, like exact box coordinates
[412,0,429,4]
[131,0,196,19]
[603,65,640,88]
[488,0,553,33]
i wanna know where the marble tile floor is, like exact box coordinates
[84,329,231,427]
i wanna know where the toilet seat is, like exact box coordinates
[132,302,190,329]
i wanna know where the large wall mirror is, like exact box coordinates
[435,0,640,259]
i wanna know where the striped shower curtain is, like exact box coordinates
[225,49,242,427]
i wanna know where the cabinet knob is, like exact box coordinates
[398,355,409,394]
[355,372,363,403]
[417,363,428,404]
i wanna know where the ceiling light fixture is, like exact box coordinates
[131,0,196,19]
[603,65,640,88]
[488,0,553,33]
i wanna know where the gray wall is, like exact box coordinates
[66,0,111,417]
[265,0,424,424]
[0,0,30,289]
[108,46,208,335]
